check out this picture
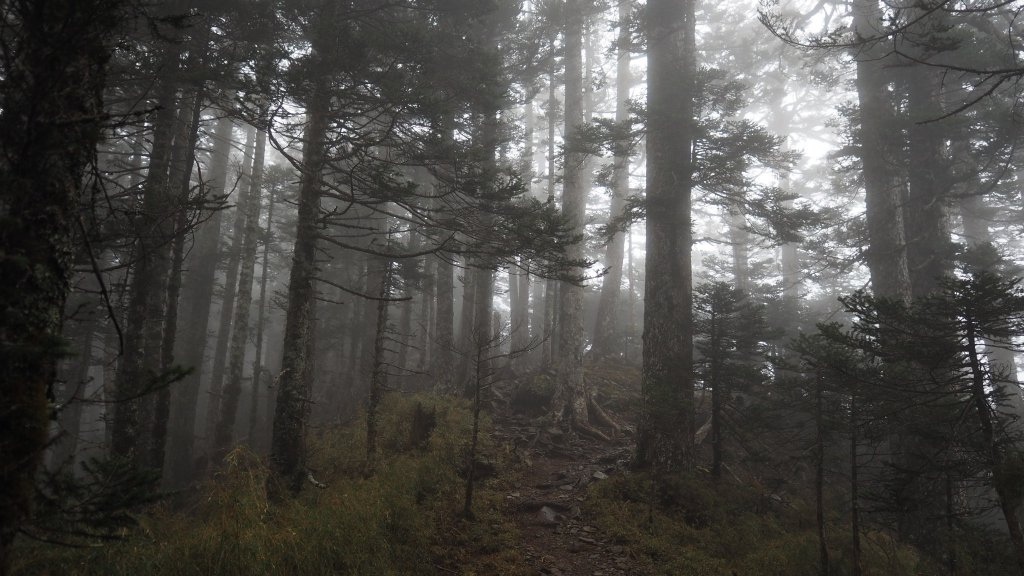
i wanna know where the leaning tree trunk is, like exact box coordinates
[214,128,268,459]
[270,80,330,495]
[592,0,633,360]
[0,0,121,567]
[636,0,697,471]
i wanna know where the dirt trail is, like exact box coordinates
[492,411,639,576]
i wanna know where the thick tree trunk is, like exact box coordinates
[0,0,120,566]
[636,0,696,470]
[205,126,258,448]
[214,129,268,458]
[551,0,591,432]
[903,63,953,299]
[591,0,632,361]
[270,80,329,495]
[852,0,911,303]
[165,115,234,487]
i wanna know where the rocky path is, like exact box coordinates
[493,412,640,576]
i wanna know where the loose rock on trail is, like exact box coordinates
[492,407,640,576]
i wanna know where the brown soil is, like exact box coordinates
[492,408,643,576]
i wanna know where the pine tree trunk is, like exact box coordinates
[434,254,455,393]
[815,372,830,576]
[509,262,530,365]
[542,65,559,368]
[959,194,1024,429]
[111,78,179,464]
[248,181,278,451]
[729,207,751,291]
[0,0,121,565]
[852,0,911,303]
[50,308,98,473]
[205,126,258,449]
[591,0,632,360]
[636,0,696,471]
[165,114,234,487]
[214,129,268,458]
[903,62,952,299]
[551,0,591,432]
[270,78,329,495]
[415,255,434,374]
[966,327,1024,572]
[366,263,394,476]
[456,261,477,391]
[151,86,205,475]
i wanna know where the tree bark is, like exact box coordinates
[852,0,912,303]
[903,63,953,299]
[433,254,456,393]
[165,114,234,487]
[366,262,394,476]
[151,86,205,475]
[205,125,258,448]
[214,128,268,458]
[636,0,697,471]
[248,178,278,451]
[542,65,560,367]
[551,0,591,432]
[111,78,179,465]
[0,0,121,565]
[959,194,1024,429]
[591,0,632,361]
[270,79,329,495]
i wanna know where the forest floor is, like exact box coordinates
[488,364,643,576]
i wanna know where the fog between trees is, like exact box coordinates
[4,0,1024,574]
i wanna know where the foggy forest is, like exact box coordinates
[4,0,1024,574]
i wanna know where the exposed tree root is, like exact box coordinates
[694,416,712,445]
[587,394,622,437]
[574,420,612,442]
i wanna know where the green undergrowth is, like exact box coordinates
[585,472,927,576]
[13,394,525,576]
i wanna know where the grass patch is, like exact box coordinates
[585,472,926,576]
[12,394,525,576]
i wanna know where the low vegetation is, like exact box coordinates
[12,395,525,576]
